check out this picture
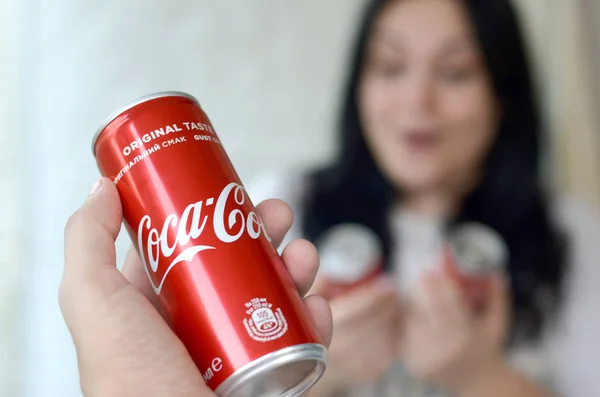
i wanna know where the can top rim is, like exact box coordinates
[91,91,200,157]
[448,222,508,272]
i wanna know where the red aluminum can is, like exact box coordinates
[316,223,384,300]
[92,91,327,397]
[443,223,508,309]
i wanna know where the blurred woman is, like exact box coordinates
[249,0,600,396]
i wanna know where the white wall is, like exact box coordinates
[0,0,23,395]
[17,1,365,396]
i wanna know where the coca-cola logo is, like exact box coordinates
[137,182,271,295]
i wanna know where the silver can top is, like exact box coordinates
[316,223,382,283]
[448,222,508,275]
[91,91,200,156]
[214,343,327,397]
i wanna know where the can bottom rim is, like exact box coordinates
[214,343,327,397]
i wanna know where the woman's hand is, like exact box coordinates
[308,277,401,395]
[59,178,333,397]
[399,271,509,395]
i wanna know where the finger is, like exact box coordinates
[61,178,128,318]
[432,274,471,326]
[121,245,163,313]
[360,302,401,340]
[360,325,399,380]
[303,295,333,347]
[481,273,509,343]
[338,297,399,341]
[281,239,319,297]
[255,199,294,249]
[330,278,399,324]
[336,302,399,360]
[405,275,438,327]
[398,309,425,359]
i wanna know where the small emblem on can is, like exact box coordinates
[243,298,288,342]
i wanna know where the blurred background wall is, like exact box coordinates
[514,0,600,204]
[0,0,23,395]
[551,0,600,205]
[0,1,598,396]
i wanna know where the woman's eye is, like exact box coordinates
[440,67,475,83]
[372,62,406,79]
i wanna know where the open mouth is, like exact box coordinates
[401,129,441,151]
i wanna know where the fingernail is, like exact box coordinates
[88,179,103,196]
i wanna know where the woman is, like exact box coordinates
[248,0,600,396]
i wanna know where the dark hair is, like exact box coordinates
[301,0,567,342]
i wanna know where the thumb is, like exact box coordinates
[60,178,127,323]
[481,273,509,344]
[328,277,398,323]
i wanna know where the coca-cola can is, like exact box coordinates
[444,222,508,308]
[316,223,383,300]
[91,91,327,397]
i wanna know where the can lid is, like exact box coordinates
[214,343,327,397]
[91,91,200,157]
[316,223,382,283]
[447,222,508,275]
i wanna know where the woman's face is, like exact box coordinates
[358,0,499,197]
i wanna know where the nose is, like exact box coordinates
[396,71,435,115]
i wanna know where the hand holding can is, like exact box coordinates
[441,223,508,310]
[84,92,328,397]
